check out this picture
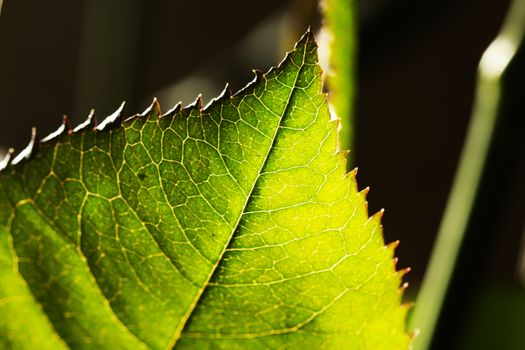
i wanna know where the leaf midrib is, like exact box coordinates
[168,47,308,349]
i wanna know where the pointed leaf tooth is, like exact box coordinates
[222,83,233,99]
[73,109,96,132]
[345,166,358,179]
[252,69,264,82]
[393,257,399,268]
[126,98,161,123]
[182,94,203,112]
[140,97,158,117]
[203,83,232,112]
[359,186,370,197]
[196,94,203,111]
[301,26,314,42]
[233,69,267,97]
[387,240,400,250]
[63,115,72,132]
[0,148,14,171]
[149,98,161,117]
[41,116,69,143]
[12,127,37,165]
[359,187,370,216]
[162,102,182,118]
[397,267,412,277]
[338,149,350,158]
[367,209,384,226]
[337,147,350,173]
[96,102,125,131]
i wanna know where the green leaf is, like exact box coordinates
[0,31,409,349]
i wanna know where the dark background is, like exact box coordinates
[1,1,523,348]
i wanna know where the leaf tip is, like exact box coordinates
[295,27,315,49]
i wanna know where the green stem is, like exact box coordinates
[409,1,525,349]
[320,0,357,156]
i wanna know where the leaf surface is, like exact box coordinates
[0,32,409,349]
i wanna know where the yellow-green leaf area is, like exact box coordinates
[0,31,409,349]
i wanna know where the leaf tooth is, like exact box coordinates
[149,98,162,117]
[125,98,161,123]
[398,281,411,302]
[397,267,412,278]
[252,69,264,83]
[140,97,159,117]
[399,281,410,293]
[11,127,38,165]
[338,149,350,158]
[345,166,358,179]
[337,148,351,174]
[196,94,203,111]
[359,185,370,197]
[162,102,182,118]
[96,102,126,131]
[233,70,265,97]
[387,240,400,250]
[0,148,15,172]
[63,115,72,132]
[41,115,70,143]
[222,83,233,99]
[203,83,232,112]
[367,209,384,232]
[182,94,203,114]
[73,109,97,132]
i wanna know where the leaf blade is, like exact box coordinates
[0,31,409,349]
